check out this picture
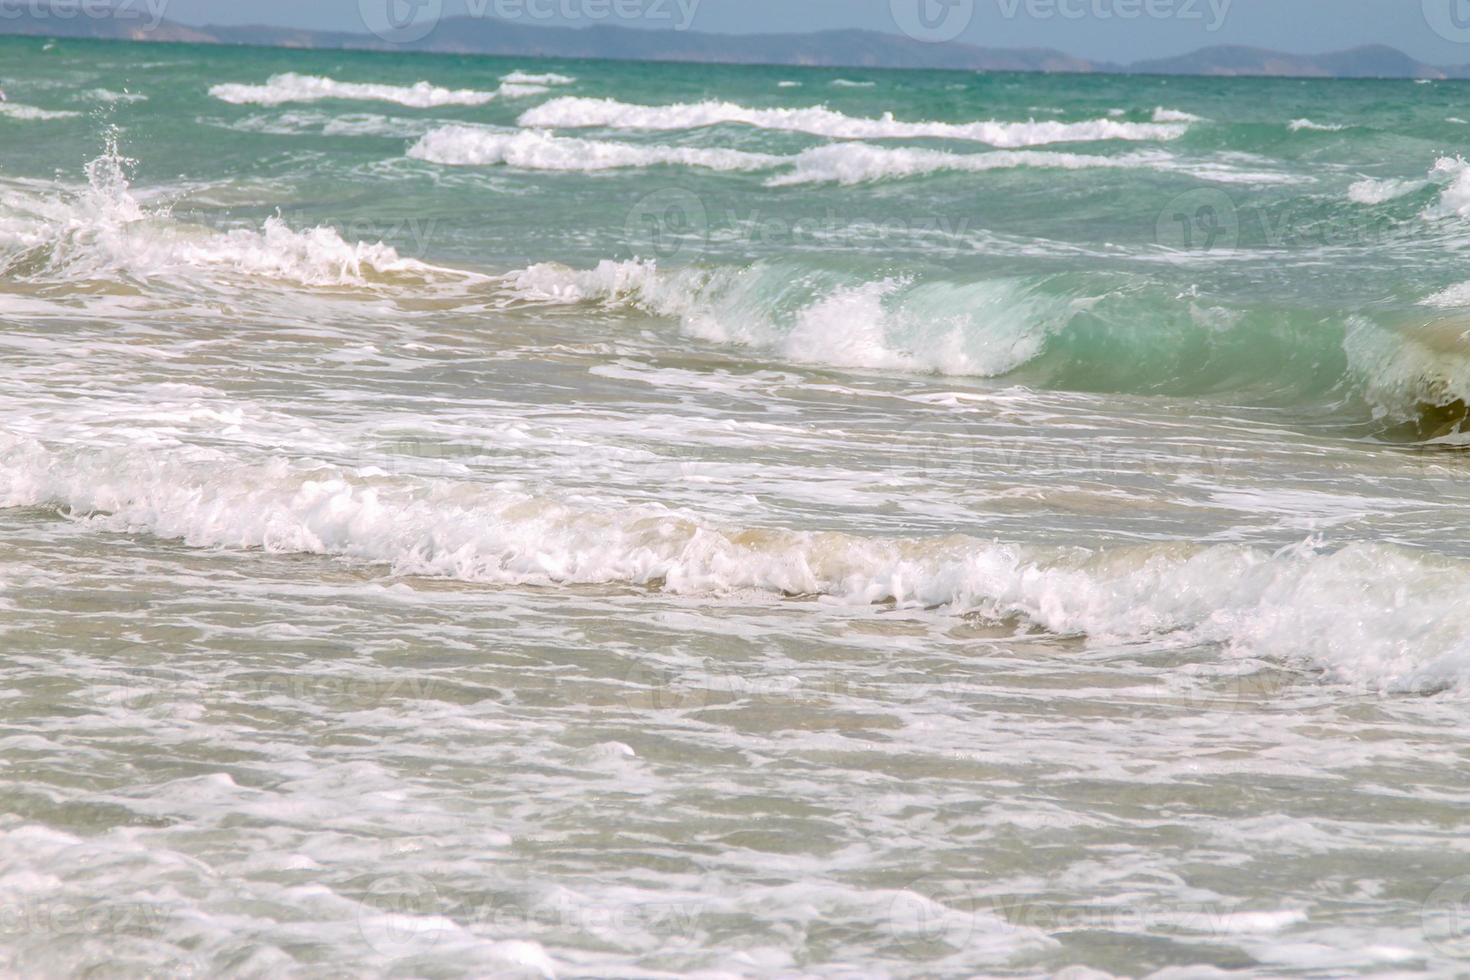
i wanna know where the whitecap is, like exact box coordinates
[517,96,1191,147]
[5,434,1470,694]
[0,102,81,120]
[500,70,575,85]
[408,126,785,172]
[767,143,1306,187]
[1347,177,1427,205]
[209,73,500,108]
[1289,118,1346,132]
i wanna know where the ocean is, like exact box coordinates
[3,33,1470,978]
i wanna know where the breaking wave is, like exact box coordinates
[408,126,785,172]
[766,143,1302,186]
[501,70,576,86]
[1288,118,1347,132]
[517,97,1191,147]
[208,73,523,108]
[0,139,472,289]
[2,434,1467,694]
[0,102,81,120]
[1348,176,1427,205]
[405,130,1295,186]
[499,257,1470,429]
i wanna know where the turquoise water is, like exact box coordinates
[5,35,1470,978]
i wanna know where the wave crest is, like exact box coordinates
[0,139,469,289]
[3,435,1467,693]
[504,259,1086,377]
[209,73,504,108]
[0,102,81,121]
[517,96,1191,147]
[408,126,785,172]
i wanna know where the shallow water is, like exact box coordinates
[4,35,1470,978]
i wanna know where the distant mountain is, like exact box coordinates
[1131,44,1451,79]
[1,12,1467,80]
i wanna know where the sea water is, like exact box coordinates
[3,35,1470,977]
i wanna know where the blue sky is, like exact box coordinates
[162,0,1470,65]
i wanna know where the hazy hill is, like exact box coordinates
[1131,43,1451,79]
[2,12,1467,79]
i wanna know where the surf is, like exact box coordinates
[3,432,1467,694]
[517,96,1192,147]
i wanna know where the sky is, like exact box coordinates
[161,0,1470,66]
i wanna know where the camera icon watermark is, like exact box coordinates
[358,0,443,43]
[357,874,450,957]
[1424,875,1470,959]
[622,662,717,712]
[1424,0,1470,43]
[1156,186,1399,260]
[76,661,176,716]
[624,188,709,263]
[891,0,976,42]
[888,875,984,955]
[1156,188,1241,255]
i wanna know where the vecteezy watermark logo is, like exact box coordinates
[896,415,986,484]
[489,0,701,30]
[624,188,709,263]
[359,0,442,43]
[357,874,449,956]
[0,0,171,31]
[1155,188,1398,260]
[996,0,1231,30]
[78,661,175,716]
[361,0,702,40]
[891,0,976,42]
[1424,875,1470,958]
[623,662,716,711]
[1144,664,1299,714]
[621,192,982,263]
[887,875,983,956]
[1424,0,1470,43]
[1155,188,1241,255]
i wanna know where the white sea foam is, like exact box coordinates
[3,434,1467,693]
[209,73,500,108]
[0,102,81,120]
[496,83,551,99]
[408,126,785,172]
[517,96,1190,147]
[1421,283,1470,308]
[322,114,434,138]
[503,259,1078,377]
[0,142,468,289]
[1152,107,1202,122]
[500,70,575,85]
[1424,156,1470,220]
[831,79,876,88]
[221,110,434,138]
[1347,177,1427,205]
[768,143,1302,187]
[1289,118,1346,132]
[407,131,1288,185]
[768,144,1164,185]
[77,88,148,104]
[1343,315,1470,427]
